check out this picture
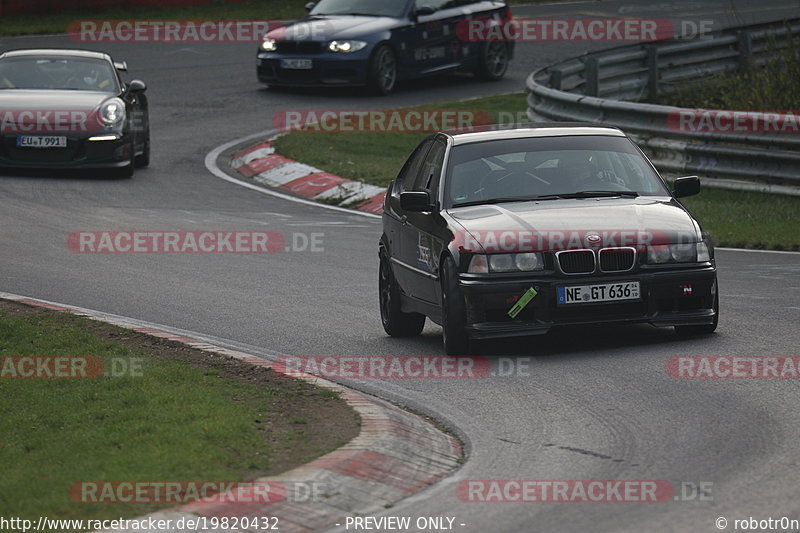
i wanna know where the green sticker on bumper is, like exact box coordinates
[507,287,538,319]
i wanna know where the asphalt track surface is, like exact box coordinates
[2,1,800,531]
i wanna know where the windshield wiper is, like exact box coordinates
[452,196,563,208]
[315,11,376,16]
[554,190,639,199]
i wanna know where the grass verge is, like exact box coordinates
[0,299,359,525]
[274,92,800,251]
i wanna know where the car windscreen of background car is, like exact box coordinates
[447,135,670,206]
[310,0,408,17]
[0,57,118,92]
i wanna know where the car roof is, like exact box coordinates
[0,49,112,61]
[444,123,626,146]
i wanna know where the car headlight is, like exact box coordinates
[328,40,368,53]
[99,99,125,127]
[261,39,277,52]
[468,253,544,273]
[646,243,711,264]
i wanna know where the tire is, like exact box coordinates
[135,131,150,168]
[367,44,397,95]
[675,292,719,336]
[113,149,134,179]
[379,253,425,337]
[474,41,510,81]
[440,256,470,355]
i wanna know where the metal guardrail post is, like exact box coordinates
[585,57,599,96]
[549,69,563,91]
[738,30,753,69]
[647,45,659,101]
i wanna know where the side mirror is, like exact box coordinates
[400,191,433,212]
[412,6,435,21]
[127,79,147,93]
[673,176,700,198]
[305,2,316,12]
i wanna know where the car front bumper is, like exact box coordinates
[458,265,717,340]
[0,133,133,171]
[257,52,371,87]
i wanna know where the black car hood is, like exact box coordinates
[448,197,701,251]
[268,15,400,41]
[0,89,114,111]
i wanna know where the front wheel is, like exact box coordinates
[379,253,425,337]
[367,45,397,95]
[441,256,470,355]
[474,41,509,81]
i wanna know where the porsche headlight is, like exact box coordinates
[468,253,544,273]
[261,39,277,51]
[328,40,368,53]
[646,243,711,264]
[99,99,125,127]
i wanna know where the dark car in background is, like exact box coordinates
[257,0,514,94]
[379,124,719,354]
[0,49,149,178]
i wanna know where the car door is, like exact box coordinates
[410,0,463,73]
[400,137,447,303]
[388,137,434,295]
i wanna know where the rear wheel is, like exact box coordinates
[675,293,719,336]
[379,253,425,337]
[441,256,470,355]
[367,45,397,95]
[475,41,509,81]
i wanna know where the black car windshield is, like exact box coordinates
[447,135,670,207]
[310,0,408,17]
[0,56,119,92]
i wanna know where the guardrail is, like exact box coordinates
[526,19,800,187]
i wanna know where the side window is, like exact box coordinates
[394,138,433,198]
[413,140,446,194]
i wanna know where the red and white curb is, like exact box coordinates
[0,292,461,533]
[230,141,387,215]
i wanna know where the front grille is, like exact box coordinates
[276,40,324,54]
[599,247,636,272]
[557,250,595,274]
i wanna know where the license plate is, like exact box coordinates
[17,136,67,148]
[557,281,640,305]
[280,58,313,70]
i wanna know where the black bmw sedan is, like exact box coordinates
[0,49,149,178]
[257,0,514,94]
[379,124,719,354]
